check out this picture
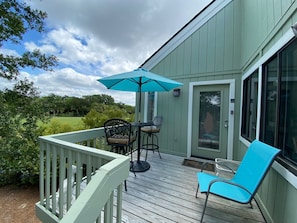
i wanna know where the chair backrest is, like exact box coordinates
[233,140,280,197]
[152,116,163,127]
[104,119,133,145]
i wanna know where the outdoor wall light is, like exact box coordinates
[291,22,297,37]
[173,88,181,97]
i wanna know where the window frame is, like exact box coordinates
[144,92,158,122]
[241,70,259,142]
[241,37,297,176]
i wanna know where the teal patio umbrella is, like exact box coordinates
[98,68,183,172]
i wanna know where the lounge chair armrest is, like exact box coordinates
[208,178,252,196]
[215,161,238,174]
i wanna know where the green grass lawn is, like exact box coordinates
[40,116,85,135]
[52,116,84,128]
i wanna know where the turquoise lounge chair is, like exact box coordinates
[196,140,280,222]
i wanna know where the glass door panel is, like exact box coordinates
[191,84,229,159]
[198,91,221,150]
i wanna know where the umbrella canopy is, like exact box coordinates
[97,68,182,93]
[98,68,183,172]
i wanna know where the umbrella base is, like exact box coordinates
[131,160,150,172]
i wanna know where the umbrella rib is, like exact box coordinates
[129,78,170,91]
[106,79,126,89]
[143,79,169,91]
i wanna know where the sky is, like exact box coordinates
[1,0,212,106]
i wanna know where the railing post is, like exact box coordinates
[104,190,114,223]
[116,184,123,223]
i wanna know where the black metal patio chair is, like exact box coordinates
[141,115,163,161]
[104,118,137,191]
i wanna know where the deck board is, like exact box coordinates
[117,152,265,223]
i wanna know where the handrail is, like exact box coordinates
[60,157,128,222]
[35,127,129,223]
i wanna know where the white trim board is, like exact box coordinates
[143,92,158,122]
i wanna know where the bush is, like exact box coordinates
[0,102,42,186]
[42,118,74,135]
[82,109,104,128]
[82,106,135,129]
[0,81,46,186]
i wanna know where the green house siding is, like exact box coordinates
[238,1,297,222]
[258,168,297,222]
[142,0,297,222]
[238,2,297,222]
[240,0,297,70]
[149,0,242,156]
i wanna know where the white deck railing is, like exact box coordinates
[35,128,129,223]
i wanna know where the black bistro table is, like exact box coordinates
[131,121,151,172]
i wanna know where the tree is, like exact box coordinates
[82,109,103,128]
[0,0,57,79]
[82,104,135,129]
[0,0,57,186]
[83,94,115,105]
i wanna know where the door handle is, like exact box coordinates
[224,120,228,128]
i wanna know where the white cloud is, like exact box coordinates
[30,68,136,105]
[11,0,213,105]
[0,48,20,57]
[24,41,58,55]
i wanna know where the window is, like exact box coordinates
[241,70,258,141]
[261,56,278,146]
[146,92,155,121]
[279,40,297,166]
[242,38,297,173]
[260,39,297,171]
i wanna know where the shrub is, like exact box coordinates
[82,109,103,128]
[42,118,74,135]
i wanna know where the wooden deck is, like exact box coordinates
[119,152,265,223]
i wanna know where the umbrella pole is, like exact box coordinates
[137,84,141,163]
[132,81,150,172]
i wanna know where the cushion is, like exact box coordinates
[141,126,160,133]
[108,134,135,145]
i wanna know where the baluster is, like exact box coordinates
[66,150,73,211]
[51,145,57,215]
[87,154,92,183]
[45,143,51,210]
[39,141,45,207]
[59,148,65,219]
[93,138,97,148]
[76,152,82,198]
